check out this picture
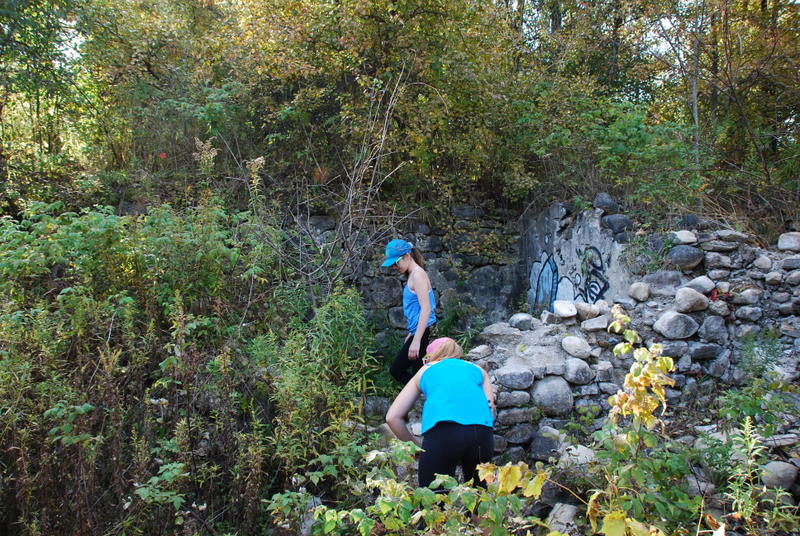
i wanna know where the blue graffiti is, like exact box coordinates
[529,246,610,311]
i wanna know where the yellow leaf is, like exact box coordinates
[625,518,650,536]
[523,471,547,498]
[478,463,496,484]
[586,491,602,533]
[498,463,523,494]
[600,510,627,536]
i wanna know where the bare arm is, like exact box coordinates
[481,367,496,416]
[385,369,424,446]
[407,269,432,359]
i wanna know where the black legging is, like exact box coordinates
[389,326,432,384]
[418,421,494,489]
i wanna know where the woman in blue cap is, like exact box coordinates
[381,239,437,383]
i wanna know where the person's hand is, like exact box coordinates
[408,340,420,360]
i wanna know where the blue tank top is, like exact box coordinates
[403,285,437,333]
[419,359,494,434]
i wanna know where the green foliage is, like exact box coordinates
[270,441,559,536]
[0,200,378,534]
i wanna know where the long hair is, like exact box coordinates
[410,247,425,268]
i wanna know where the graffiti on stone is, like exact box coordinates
[529,246,610,311]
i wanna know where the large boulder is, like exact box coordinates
[561,336,591,359]
[675,287,709,312]
[553,300,578,319]
[667,245,704,269]
[532,377,574,416]
[777,232,800,252]
[602,214,633,234]
[653,311,699,339]
[593,192,619,214]
[699,316,729,345]
[762,461,798,490]
[481,323,522,345]
[564,358,593,385]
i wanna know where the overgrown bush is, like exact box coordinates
[0,200,376,535]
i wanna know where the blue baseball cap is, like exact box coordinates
[381,239,413,267]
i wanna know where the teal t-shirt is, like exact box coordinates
[419,359,494,434]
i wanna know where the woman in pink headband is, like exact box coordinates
[385,337,496,488]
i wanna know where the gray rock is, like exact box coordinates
[417,235,444,253]
[558,445,596,468]
[782,255,800,270]
[497,407,536,425]
[700,240,739,252]
[553,300,578,318]
[735,306,763,322]
[593,192,619,214]
[575,302,600,320]
[753,255,773,271]
[573,384,599,396]
[522,350,567,379]
[737,323,761,338]
[496,390,531,408]
[762,461,798,489]
[532,377,574,416]
[371,277,401,308]
[493,434,508,452]
[786,270,800,286]
[496,366,535,390]
[667,246,704,270]
[505,423,536,444]
[599,382,619,394]
[564,358,594,385]
[675,287,709,312]
[602,214,633,234]
[509,313,534,331]
[685,275,715,294]
[530,426,562,461]
[716,230,751,243]
[661,340,689,357]
[613,296,637,309]
[581,315,609,332]
[653,311,699,339]
[673,230,697,244]
[731,288,762,305]
[629,282,651,302]
[706,251,734,269]
[541,310,559,324]
[765,271,784,285]
[594,361,613,382]
[777,232,800,252]
[546,504,579,536]
[688,342,723,361]
[481,323,522,345]
[504,446,527,463]
[561,336,591,358]
[708,269,730,280]
[772,292,791,303]
[707,300,730,316]
[699,316,729,345]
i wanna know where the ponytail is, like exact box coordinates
[410,247,425,268]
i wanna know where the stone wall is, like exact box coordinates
[353,205,525,344]
[465,225,800,461]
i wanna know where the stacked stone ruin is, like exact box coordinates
[467,228,800,461]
